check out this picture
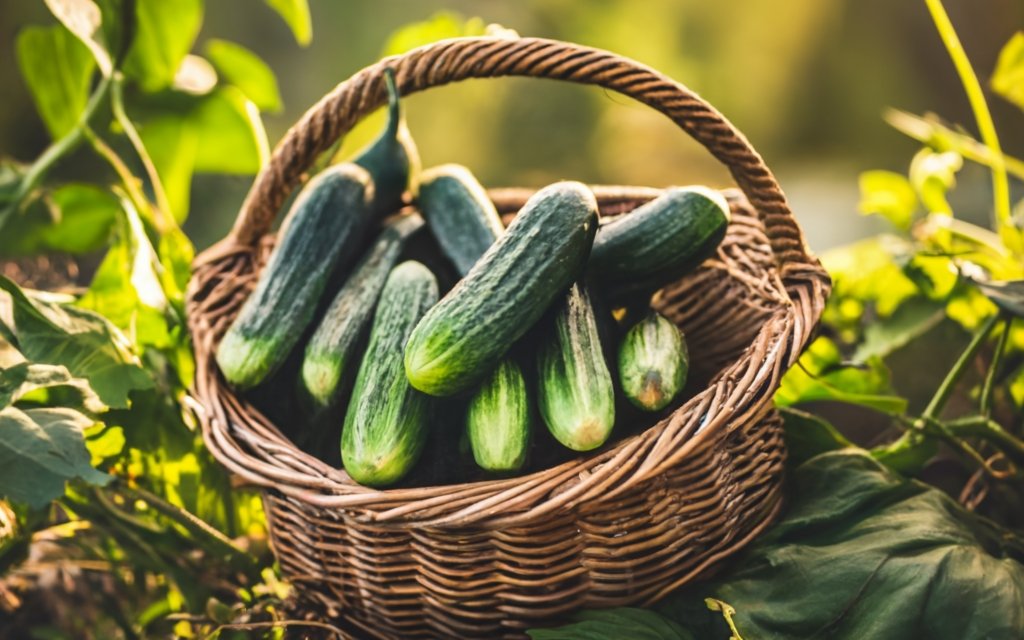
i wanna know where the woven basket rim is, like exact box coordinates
[186,35,832,528]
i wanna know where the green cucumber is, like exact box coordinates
[299,213,425,413]
[341,261,438,487]
[404,181,599,396]
[589,186,730,298]
[537,282,616,452]
[417,164,503,276]
[618,312,689,411]
[352,67,420,216]
[216,163,374,388]
[466,358,531,472]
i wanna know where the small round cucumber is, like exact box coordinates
[617,312,689,412]
[466,358,531,472]
[404,181,599,396]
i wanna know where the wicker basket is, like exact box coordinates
[186,36,830,639]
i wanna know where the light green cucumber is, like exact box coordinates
[466,359,531,472]
[617,312,688,411]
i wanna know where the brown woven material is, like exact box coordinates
[186,36,831,638]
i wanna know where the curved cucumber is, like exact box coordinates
[417,164,503,276]
[216,163,374,388]
[404,181,599,396]
[590,186,730,298]
[466,358,531,472]
[352,67,420,216]
[618,312,688,411]
[299,213,425,412]
[341,261,438,487]
[537,282,615,451]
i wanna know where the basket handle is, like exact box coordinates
[228,36,813,278]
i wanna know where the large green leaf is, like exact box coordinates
[139,115,197,223]
[123,0,203,92]
[0,361,105,414]
[204,39,283,113]
[0,276,152,408]
[0,406,109,508]
[858,170,917,230]
[189,87,269,174]
[43,0,113,75]
[779,406,855,465]
[528,608,693,640]
[16,24,96,139]
[853,296,946,362]
[992,31,1024,111]
[264,0,311,46]
[0,184,119,256]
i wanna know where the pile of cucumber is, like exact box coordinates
[216,69,731,488]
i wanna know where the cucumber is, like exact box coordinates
[466,358,531,472]
[216,163,374,389]
[405,181,599,396]
[618,312,689,412]
[589,186,730,298]
[417,164,503,276]
[299,213,425,413]
[352,67,420,216]
[341,261,438,487]
[536,282,616,452]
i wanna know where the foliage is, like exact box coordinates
[532,451,1024,640]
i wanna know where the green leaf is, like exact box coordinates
[779,406,856,465]
[139,115,197,222]
[652,451,1024,640]
[16,25,97,139]
[776,337,908,414]
[858,170,917,230]
[0,276,152,409]
[0,361,105,414]
[0,406,109,508]
[529,608,694,640]
[992,32,1024,110]
[205,39,283,113]
[910,149,962,217]
[189,87,269,174]
[0,184,119,257]
[821,236,919,317]
[264,0,311,46]
[85,423,125,465]
[853,297,946,362]
[43,0,113,75]
[123,0,203,92]
[382,11,487,57]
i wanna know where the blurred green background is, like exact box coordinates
[2,0,1022,253]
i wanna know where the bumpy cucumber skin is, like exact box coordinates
[404,181,599,396]
[299,213,425,413]
[618,312,688,412]
[216,164,374,389]
[590,186,730,297]
[342,261,438,487]
[352,68,420,216]
[466,359,531,472]
[418,164,504,276]
[537,282,616,452]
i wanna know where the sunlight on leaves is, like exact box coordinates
[992,31,1024,111]
[264,0,311,46]
[382,11,487,57]
[205,39,283,113]
[190,87,269,174]
[909,148,962,217]
[172,54,218,96]
[858,170,917,230]
[43,0,112,76]
[123,0,203,92]
[822,236,918,317]
[139,115,198,223]
[16,25,96,139]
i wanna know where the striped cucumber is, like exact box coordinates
[299,213,425,413]
[417,164,503,275]
[352,67,420,216]
[537,282,616,451]
[216,163,374,388]
[405,181,599,396]
[466,358,531,472]
[618,312,688,411]
[590,186,730,298]
[341,261,438,487]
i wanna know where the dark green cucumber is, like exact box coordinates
[299,213,425,413]
[404,181,599,396]
[352,67,420,216]
[417,164,503,276]
[536,282,616,451]
[217,163,374,388]
[590,186,730,298]
[341,261,438,487]
[466,359,531,472]
[617,312,688,411]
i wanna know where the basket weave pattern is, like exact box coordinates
[186,37,830,639]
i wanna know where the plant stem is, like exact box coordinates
[0,74,113,230]
[980,315,1011,416]
[924,0,1021,254]
[947,416,1024,467]
[923,312,1000,421]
